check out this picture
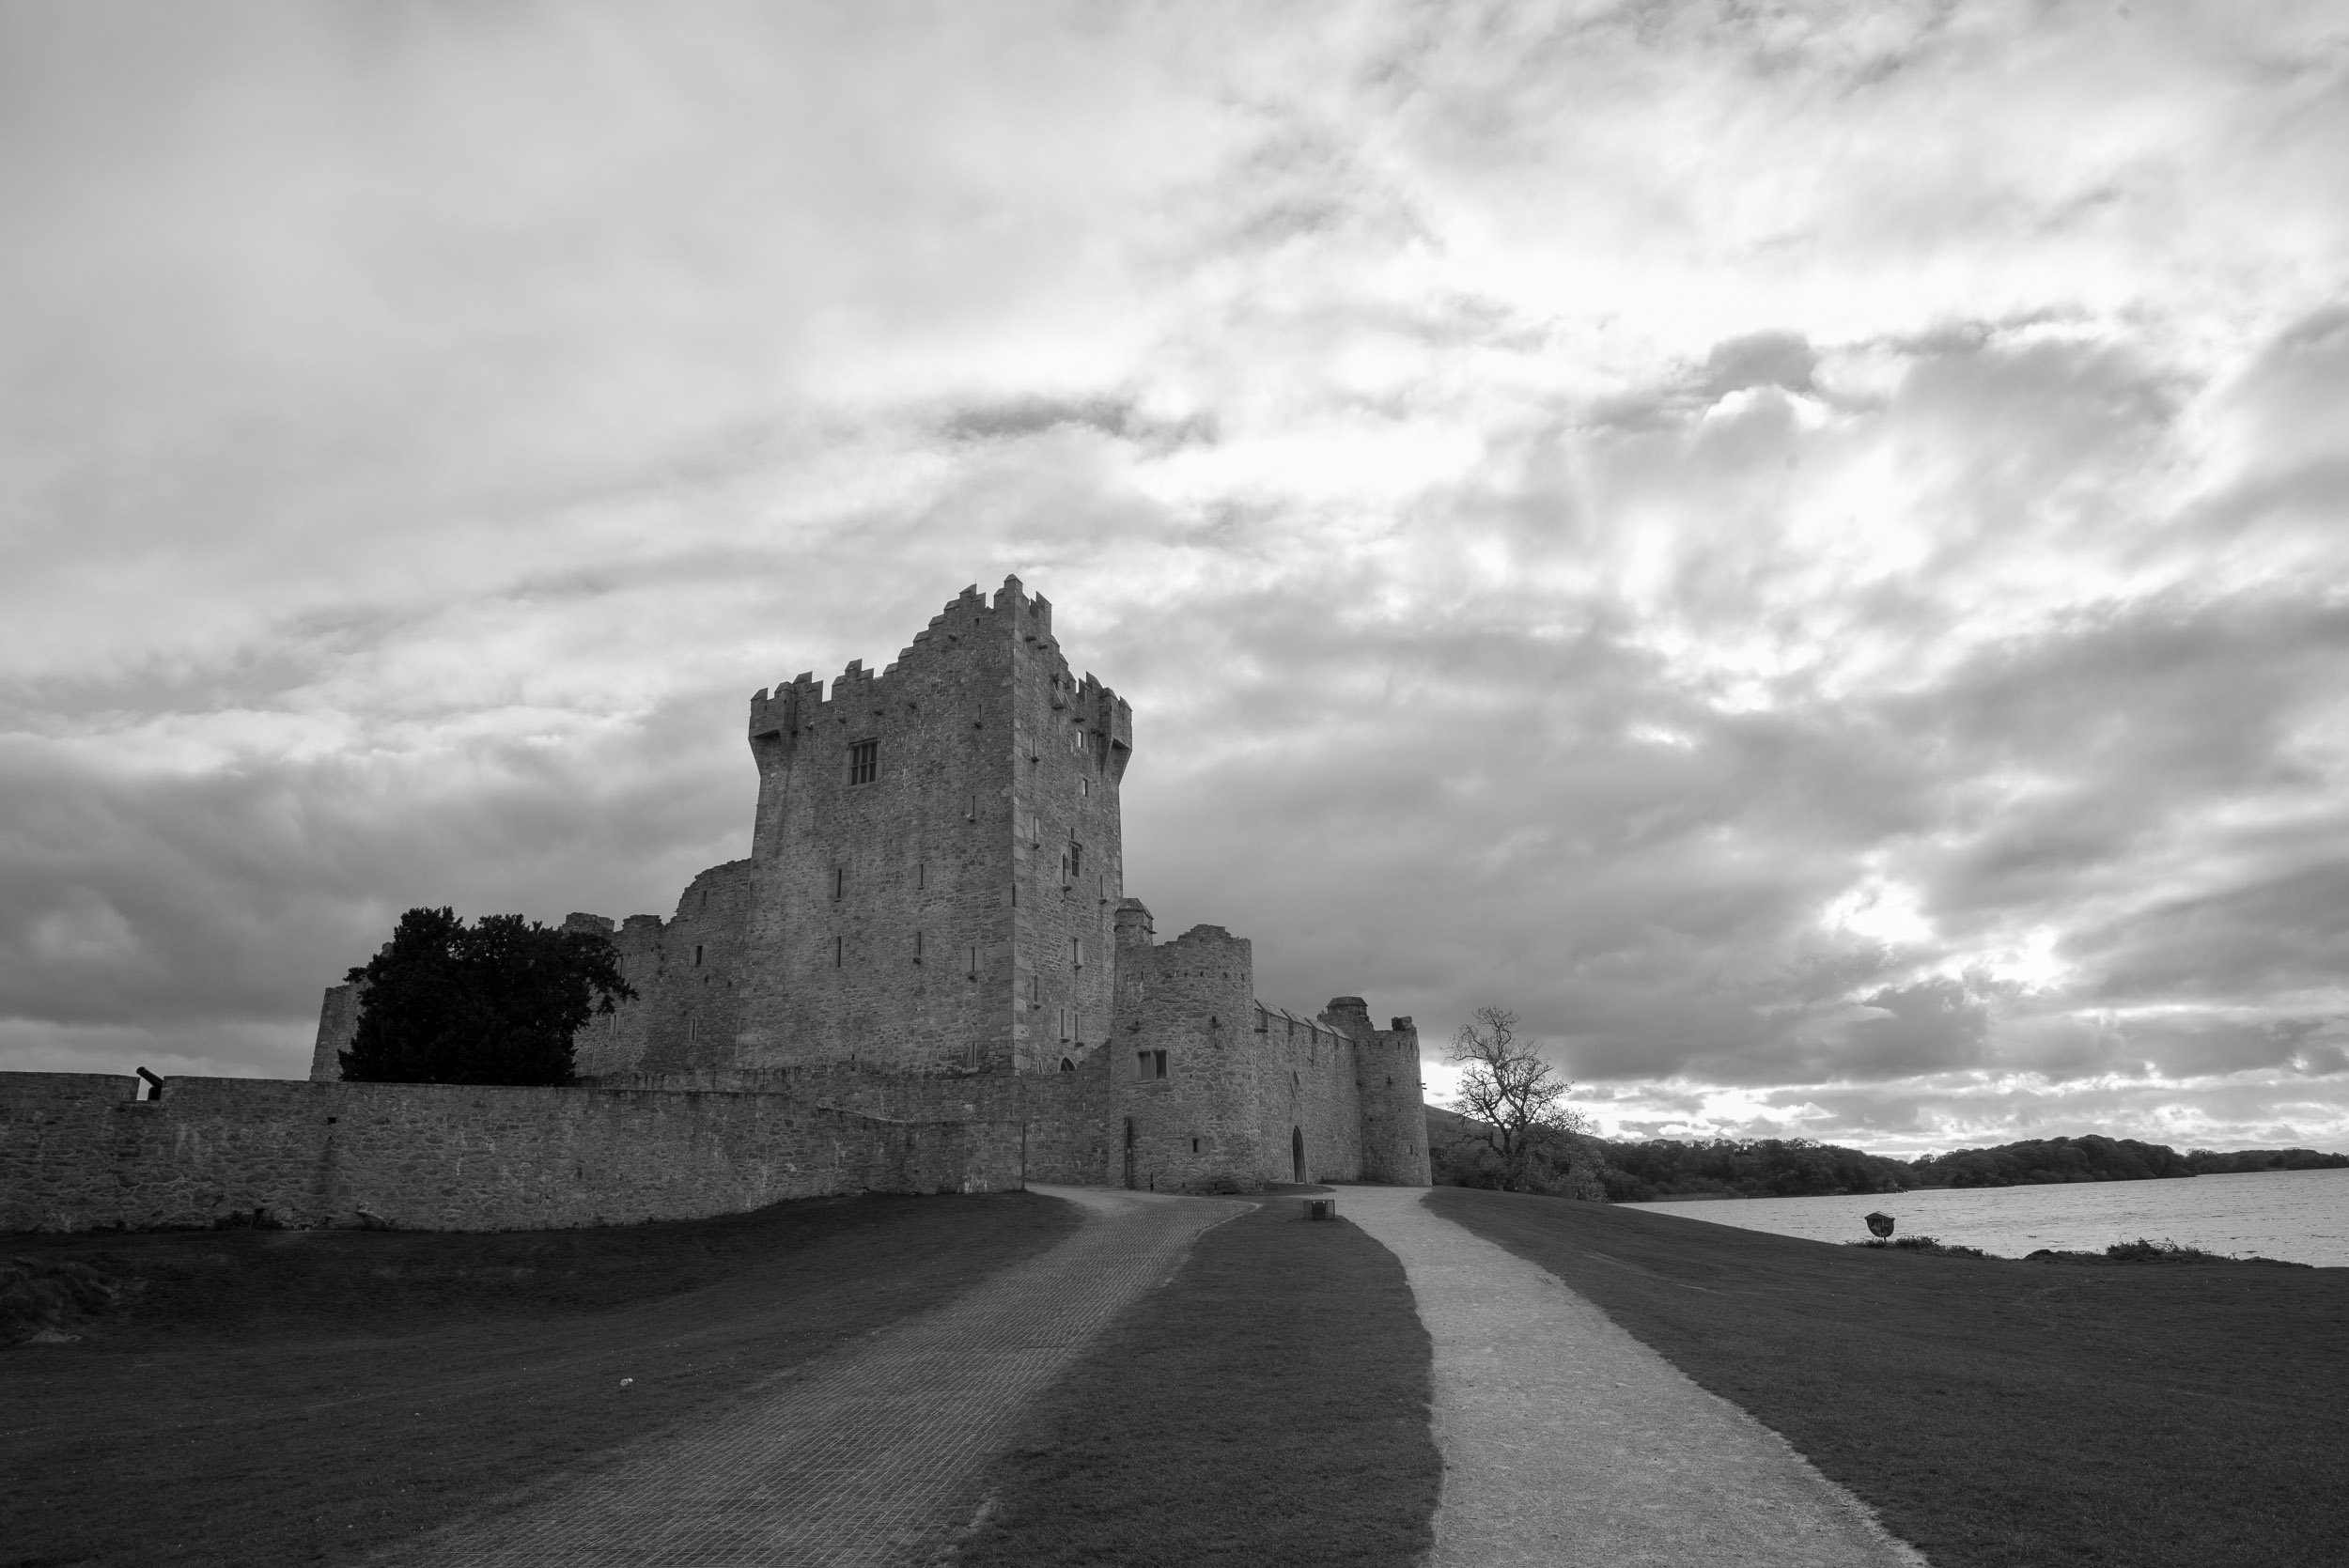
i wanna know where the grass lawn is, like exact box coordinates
[952,1186,1439,1568]
[1428,1186,2349,1568]
[1,1191,1078,1568]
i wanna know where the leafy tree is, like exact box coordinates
[1444,1005,1593,1193]
[337,908,635,1086]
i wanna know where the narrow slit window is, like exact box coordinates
[832,866,845,900]
[833,936,843,968]
[914,929,924,964]
[848,738,879,784]
[692,943,704,966]
[966,944,979,978]
[917,862,926,890]
[1071,937,1084,970]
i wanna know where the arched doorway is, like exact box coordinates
[1292,1126,1305,1183]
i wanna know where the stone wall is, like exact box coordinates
[1,1071,1023,1234]
[1252,1001,1369,1187]
[307,981,361,1080]
[579,1056,1114,1186]
[283,576,1427,1200]
[568,859,756,1079]
[1104,910,1422,1193]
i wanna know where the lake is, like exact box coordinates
[1638,1165,2349,1266]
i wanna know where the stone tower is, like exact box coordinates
[729,577,1133,1074]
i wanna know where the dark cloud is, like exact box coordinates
[2,1,2344,1155]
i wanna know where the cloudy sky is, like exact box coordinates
[4,1,2345,1154]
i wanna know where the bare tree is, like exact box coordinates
[1447,1005,1592,1192]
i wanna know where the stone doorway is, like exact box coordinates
[1292,1125,1305,1183]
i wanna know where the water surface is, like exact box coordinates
[1638,1166,2349,1266]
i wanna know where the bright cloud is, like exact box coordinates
[1,1,2344,1152]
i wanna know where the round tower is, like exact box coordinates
[1325,997,1431,1186]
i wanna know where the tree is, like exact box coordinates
[1445,1005,1593,1193]
[337,908,636,1086]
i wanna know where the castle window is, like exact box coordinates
[833,936,843,968]
[832,866,845,900]
[1134,1048,1167,1080]
[966,944,979,978]
[1191,1137,1200,1154]
[1059,1007,1072,1041]
[1060,1057,1075,1072]
[1070,937,1084,970]
[693,944,704,967]
[914,929,924,963]
[848,738,879,784]
[1080,777,1090,798]
[917,862,926,890]
[1068,842,1082,881]
[686,1013,697,1046]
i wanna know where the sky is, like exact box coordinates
[3,0,2345,1155]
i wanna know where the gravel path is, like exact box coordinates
[372,1185,1242,1568]
[1342,1186,1928,1568]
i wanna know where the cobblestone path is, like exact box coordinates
[1342,1186,1927,1568]
[374,1186,1242,1568]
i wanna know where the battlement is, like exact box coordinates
[747,576,1128,769]
[1253,1001,1343,1049]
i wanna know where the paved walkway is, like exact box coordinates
[1342,1186,1928,1568]
[374,1186,1243,1568]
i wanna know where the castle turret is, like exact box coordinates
[1322,997,1432,1186]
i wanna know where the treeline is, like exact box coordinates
[1912,1135,2192,1187]
[1908,1135,2349,1188]
[1424,1112,2348,1202]
[1587,1138,1915,1203]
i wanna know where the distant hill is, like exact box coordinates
[1422,1109,2346,1201]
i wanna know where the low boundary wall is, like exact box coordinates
[0,1072,1025,1234]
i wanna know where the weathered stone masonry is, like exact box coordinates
[0,1071,1025,1234]
[11,577,1427,1233]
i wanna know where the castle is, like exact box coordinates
[309,576,1431,1196]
